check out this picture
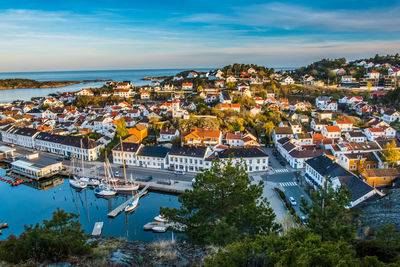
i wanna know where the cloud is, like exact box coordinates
[181,2,400,32]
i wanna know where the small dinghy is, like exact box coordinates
[154,215,167,223]
[152,226,168,233]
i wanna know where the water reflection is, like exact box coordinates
[0,174,180,241]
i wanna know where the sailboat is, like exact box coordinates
[109,138,140,193]
[94,152,116,197]
[76,139,100,187]
[124,197,139,212]
[69,153,87,189]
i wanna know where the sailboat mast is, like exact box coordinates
[105,151,109,182]
[120,137,127,184]
[80,139,84,176]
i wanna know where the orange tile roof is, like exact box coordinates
[325,126,341,132]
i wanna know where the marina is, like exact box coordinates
[0,168,180,242]
[107,185,149,218]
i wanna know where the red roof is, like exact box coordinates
[325,126,341,132]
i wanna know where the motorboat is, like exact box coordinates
[154,215,167,223]
[0,223,8,229]
[79,177,100,186]
[152,226,168,233]
[69,178,87,189]
[94,187,116,197]
[125,198,139,212]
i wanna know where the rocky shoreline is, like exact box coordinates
[26,237,216,267]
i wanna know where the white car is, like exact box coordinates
[289,197,297,206]
[114,171,119,176]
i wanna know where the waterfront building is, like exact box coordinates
[11,153,62,180]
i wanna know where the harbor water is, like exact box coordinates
[0,169,180,242]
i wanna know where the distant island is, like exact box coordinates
[0,78,110,90]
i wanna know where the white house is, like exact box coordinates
[322,125,341,139]
[281,76,294,85]
[305,155,376,208]
[158,129,179,142]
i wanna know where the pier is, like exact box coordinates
[107,185,149,218]
[136,180,192,194]
[91,222,104,236]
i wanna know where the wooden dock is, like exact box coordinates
[107,185,149,218]
[91,222,104,236]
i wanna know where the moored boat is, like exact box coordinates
[154,215,167,223]
[79,177,100,186]
[0,223,8,229]
[94,186,116,197]
[152,226,168,233]
[69,179,87,189]
[124,198,139,212]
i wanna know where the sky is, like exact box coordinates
[0,0,400,72]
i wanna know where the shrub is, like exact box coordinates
[0,208,91,264]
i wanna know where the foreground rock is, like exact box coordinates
[61,237,216,267]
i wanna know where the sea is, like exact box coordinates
[0,68,211,102]
[0,169,180,242]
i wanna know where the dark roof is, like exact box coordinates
[27,108,43,114]
[376,138,400,149]
[137,146,169,158]
[347,131,366,138]
[221,91,231,101]
[306,155,374,202]
[289,149,327,159]
[14,127,39,137]
[216,147,268,158]
[112,142,141,153]
[169,144,208,158]
[274,127,293,135]
[36,132,66,143]
[61,136,99,149]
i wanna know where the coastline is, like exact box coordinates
[0,79,110,90]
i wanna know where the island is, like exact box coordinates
[0,78,110,90]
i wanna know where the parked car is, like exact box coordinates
[289,197,297,206]
[279,161,286,166]
[56,157,63,161]
[114,171,119,176]
[174,170,185,175]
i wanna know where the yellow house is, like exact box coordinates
[125,123,147,143]
[338,152,379,173]
[360,168,400,188]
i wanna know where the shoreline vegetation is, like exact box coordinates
[142,76,171,81]
[0,78,110,90]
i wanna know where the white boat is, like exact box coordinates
[152,226,168,233]
[113,183,140,192]
[154,215,167,223]
[69,179,87,189]
[125,198,139,212]
[79,177,100,186]
[94,187,116,197]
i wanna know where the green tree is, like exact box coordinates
[264,121,274,144]
[160,157,280,246]
[300,181,355,242]
[205,229,358,267]
[116,118,129,139]
[0,209,91,264]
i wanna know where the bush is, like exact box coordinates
[0,208,91,264]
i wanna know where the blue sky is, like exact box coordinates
[1,0,400,72]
